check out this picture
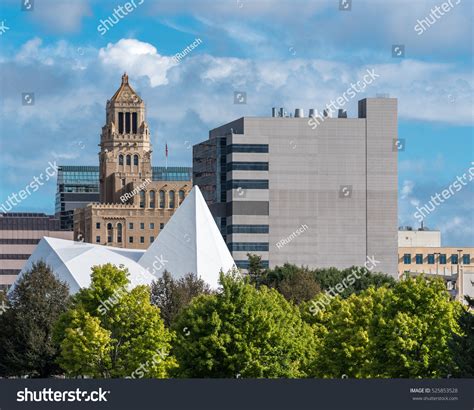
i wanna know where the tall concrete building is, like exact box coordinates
[0,213,73,291]
[193,98,398,276]
[74,74,192,249]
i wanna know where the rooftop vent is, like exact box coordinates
[337,109,347,118]
[294,108,304,118]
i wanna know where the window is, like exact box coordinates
[139,191,145,208]
[134,154,139,166]
[129,222,134,229]
[159,190,165,208]
[149,190,155,208]
[451,254,459,264]
[125,112,131,133]
[229,242,269,252]
[96,236,100,243]
[140,236,145,244]
[140,222,145,229]
[160,223,164,229]
[169,191,175,208]
[235,260,269,269]
[227,144,269,153]
[107,223,113,243]
[119,155,124,165]
[117,223,122,243]
[96,222,100,229]
[227,225,269,234]
[227,162,269,171]
[427,254,435,264]
[415,254,423,264]
[463,254,471,265]
[439,254,447,264]
[403,253,411,264]
[150,223,154,229]
[132,112,137,133]
[129,236,133,243]
[228,180,269,190]
[150,236,154,243]
[118,112,124,134]
[179,190,185,205]
[126,155,131,166]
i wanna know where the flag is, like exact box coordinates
[165,143,168,158]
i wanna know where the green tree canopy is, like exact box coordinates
[303,276,463,378]
[172,271,317,378]
[0,261,70,377]
[54,264,177,378]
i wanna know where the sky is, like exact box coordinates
[0,0,472,246]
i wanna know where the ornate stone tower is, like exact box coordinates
[99,73,153,203]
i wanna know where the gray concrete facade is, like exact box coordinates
[193,98,398,277]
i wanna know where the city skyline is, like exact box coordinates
[0,0,472,247]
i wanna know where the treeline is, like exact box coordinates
[0,259,472,379]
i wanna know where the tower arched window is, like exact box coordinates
[179,190,185,205]
[126,155,131,166]
[149,190,156,208]
[107,223,113,243]
[159,190,165,208]
[134,154,139,166]
[169,191,175,208]
[139,190,145,208]
[117,223,122,243]
[119,154,124,165]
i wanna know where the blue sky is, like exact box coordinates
[0,0,472,246]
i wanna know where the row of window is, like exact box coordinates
[227,225,269,234]
[227,144,269,153]
[0,239,40,244]
[118,112,138,134]
[402,253,471,265]
[0,269,21,275]
[118,154,139,166]
[226,162,269,171]
[96,235,155,245]
[227,180,269,190]
[235,260,270,269]
[0,254,31,260]
[97,222,164,230]
[134,189,185,209]
[228,242,269,252]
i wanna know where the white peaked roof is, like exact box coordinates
[13,237,153,294]
[11,186,235,294]
[138,186,236,288]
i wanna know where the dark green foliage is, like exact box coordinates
[0,261,70,377]
[449,308,474,377]
[150,271,211,327]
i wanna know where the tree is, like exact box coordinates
[54,264,177,378]
[247,253,265,278]
[448,308,474,377]
[304,276,463,378]
[0,261,70,377]
[150,271,211,327]
[172,272,317,378]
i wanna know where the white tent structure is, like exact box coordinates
[12,186,235,293]
[139,186,236,288]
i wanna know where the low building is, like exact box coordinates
[398,226,441,247]
[0,213,73,291]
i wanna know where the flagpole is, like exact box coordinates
[165,142,168,170]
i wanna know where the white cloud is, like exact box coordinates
[30,0,91,33]
[98,39,177,87]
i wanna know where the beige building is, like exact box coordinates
[74,74,191,249]
[398,226,441,247]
